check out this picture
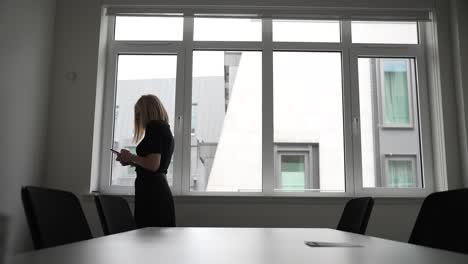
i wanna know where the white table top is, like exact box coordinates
[11,228,468,264]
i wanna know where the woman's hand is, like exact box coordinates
[118,160,132,166]
[119,149,133,163]
[116,149,133,166]
[116,149,161,172]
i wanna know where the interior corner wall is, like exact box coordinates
[44,0,103,194]
[450,0,468,188]
[430,0,464,190]
[0,0,57,254]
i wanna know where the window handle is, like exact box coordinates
[177,116,183,129]
[352,117,360,134]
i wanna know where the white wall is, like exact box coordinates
[422,0,464,190]
[80,196,423,242]
[0,0,57,254]
[44,0,103,194]
[39,0,466,252]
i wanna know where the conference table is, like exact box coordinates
[11,227,468,264]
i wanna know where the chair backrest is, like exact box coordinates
[21,186,92,249]
[94,195,136,235]
[0,213,9,264]
[409,188,468,254]
[337,197,374,235]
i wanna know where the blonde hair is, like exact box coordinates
[133,94,169,143]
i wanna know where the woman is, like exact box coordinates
[116,94,175,228]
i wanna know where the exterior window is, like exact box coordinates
[101,15,431,196]
[275,144,319,191]
[280,154,307,190]
[385,155,417,188]
[382,60,412,127]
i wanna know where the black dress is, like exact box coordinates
[134,120,175,228]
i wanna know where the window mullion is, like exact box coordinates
[262,18,274,195]
[100,46,119,194]
[414,46,435,193]
[181,16,194,195]
[341,20,359,195]
[99,16,120,194]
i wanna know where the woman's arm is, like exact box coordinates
[116,154,132,166]
[120,149,161,172]
[131,153,161,172]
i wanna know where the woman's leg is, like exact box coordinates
[135,176,176,228]
[134,178,158,228]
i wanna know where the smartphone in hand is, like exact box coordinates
[110,148,120,155]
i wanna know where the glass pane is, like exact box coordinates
[358,58,422,188]
[111,55,177,186]
[114,16,183,41]
[387,159,416,188]
[281,155,306,190]
[191,103,198,134]
[273,20,340,42]
[191,51,262,192]
[193,18,262,41]
[383,60,410,125]
[274,52,345,192]
[351,21,418,44]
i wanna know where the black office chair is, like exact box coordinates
[21,186,93,249]
[409,188,468,254]
[337,197,374,235]
[95,195,136,235]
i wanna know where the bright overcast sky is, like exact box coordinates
[115,17,416,80]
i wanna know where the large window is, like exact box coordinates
[100,15,432,197]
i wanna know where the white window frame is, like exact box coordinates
[98,13,434,198]
[350,25,434,197]
[99,16,186,195]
